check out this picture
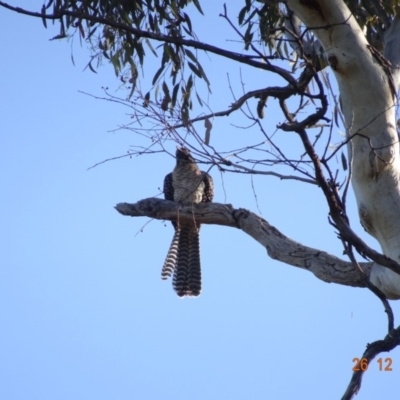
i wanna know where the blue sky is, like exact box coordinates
[1,1,399,399]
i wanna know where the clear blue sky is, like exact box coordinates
[1,1,399,399]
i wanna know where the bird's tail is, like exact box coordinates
[173,227,201,297]
[161,228,180,279]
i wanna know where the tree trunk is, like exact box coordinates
[287,0,400,299]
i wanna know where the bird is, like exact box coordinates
[162,147,214,297]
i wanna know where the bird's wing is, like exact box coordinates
[163,172,174,201]
[201,172,214,203]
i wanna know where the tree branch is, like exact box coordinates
[279,66,400,284]
[172,64,316,129]
[115,197,375,289]
[0,1,296,85]
[341,325,400,400]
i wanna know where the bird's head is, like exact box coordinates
[175,147,195,165]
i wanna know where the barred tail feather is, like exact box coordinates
[161,229,180,280]
[172,227,201,297]
[187,229,201,296]
[173,227,191,297]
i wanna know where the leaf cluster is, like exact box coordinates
[25,0,400,125]
[41,0,208,119]
[345,0,400,49]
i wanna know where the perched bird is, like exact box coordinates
[162,147,214,297]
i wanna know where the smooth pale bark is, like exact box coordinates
[287,0,400,298]
[116,199,372,288]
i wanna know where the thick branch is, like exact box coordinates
[115,198,374,289]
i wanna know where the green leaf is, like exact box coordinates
[171,83,180,108]
[188,61,202,78]
[186,74,193,91]
[185,48,197,64]
[238,6,247,26]
[111,53,121,76]
[244,8,258,25]
[162,81,170,96]
[195,62,210,87]
[124,45,133,65]
[244,23,253,50]
[41,5,47,29]
[88,26,98,39]
[135,41,145,66]
[183,12,192,33]
[334,104,339,127]
[88,61,97,74]
[78,23,85,38]
[65,14,71,29]
[182,26,192,36]
[146,0,154,10]
[158,5,167,23]
[155,83,160,101]
[181,105,189,125]
[195,91,203,106]
[53,0,59,15]
[152,64,165,85]
[170,1,179,18]
[145,38,157,57]
[148,13,154,31]
[129,63,138,89]
[144,91,150,107]
[162,43,172,64]
[168,46,181,67]
[192,0,204,15]
[127,85,135,101]
[44,0,54,10]
[341,152,348,171]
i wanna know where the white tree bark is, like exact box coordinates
[287,0,400,298]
